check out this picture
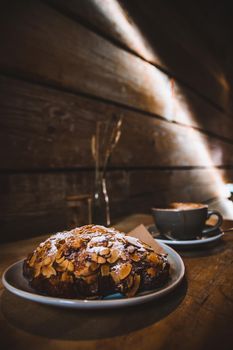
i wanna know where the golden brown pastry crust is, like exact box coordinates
[23,225,169,298]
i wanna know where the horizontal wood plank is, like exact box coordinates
[120,0,233,114]
[0,1,232,137]
[1,168,232,242]
[1,76,233,170]
[45,0,232,113]
[1,0,233,245]
[2,169,230,215]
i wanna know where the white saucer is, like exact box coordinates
[2,243,184,309]
[147,225,224,247]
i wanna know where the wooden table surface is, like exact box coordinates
[0,214,233,350]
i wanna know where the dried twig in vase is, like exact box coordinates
[102,114,123,178]
[91,114,123,226]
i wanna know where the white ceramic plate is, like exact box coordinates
[2,243,185,309]
[148,225,224,246]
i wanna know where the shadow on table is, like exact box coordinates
[1,278,187,341]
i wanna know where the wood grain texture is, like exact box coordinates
[45,0,233,113]
[0,215,233,350]
[1,168,233,242]
[0,1,232,134]
[1,76,233,171]
[1,1,233,244]
[119,0,233,114]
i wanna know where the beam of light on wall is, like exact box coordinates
[91,0,159,62]
[95,0,233,217]
[94,1,229,93]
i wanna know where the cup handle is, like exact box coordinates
[202,210,223,235]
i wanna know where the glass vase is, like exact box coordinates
[92,173,110,226]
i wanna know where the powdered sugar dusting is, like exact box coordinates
[34,225,147,260]
[38,231,74,256]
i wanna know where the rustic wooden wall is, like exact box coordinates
[1,0,233,241]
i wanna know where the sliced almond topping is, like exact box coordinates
[127,274,134,288]
[56,250,63,260]
[108,241,113,248]
[107,249,120,264]
[127,274,141,297]
[89,262,99,272]
[46,241,52,248]
[61,272,73,282]
[75,238,82,248]
[90,252,98,262]
[74,266,91,277]
[61,272,67,282]
[101,264,110,276]
[56,256,65,264]
[72,239,81,249]
[34,263,42,277]
[29,254,36,267]
[147,253,159,264]
[125,236,142,248]
[131,253,141,262]
[147,267,157,277]
[97,256,106,264]
[67,261,74,272]
[41,265,56,278]
[56,259,70,271]
[43,256,52,266]
[122,253,128,261]
[61,259,70,269]
[141,251,147,259]
[99,248,110,256]
[118,263,132,280]
[142,243,154,251]
[110,270,121,284]
[127,245,135,254]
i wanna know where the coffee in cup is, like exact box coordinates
[151,202,223,240]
